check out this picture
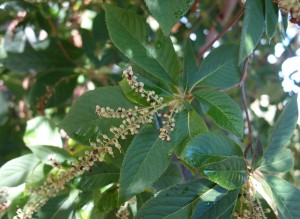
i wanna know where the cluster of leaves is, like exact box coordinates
[0,0,299,219]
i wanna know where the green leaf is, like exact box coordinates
[34,190,79,219]
[59,86,135,145]
[200,156,247,190]
[259,148,294,173]
[0,154,40,187]
[265,175,300,219]
[181,133,243,168]
[265,0,279,40]
[4,29,26,53]
[77,163,119,191]
[29,72,77,109]
[105,5,180,83]
[96,186,118,212]
[0,92,8,125]
[136,179,216,219]
[252,137,264,170]
[24,116,62,147]
[183,40,198,91]
[119,72,174,106]
[239,0,265,64]
[119,125,172,203]
[193,89,244,138]
[171,110,208,154]
[3,40,82,73]
[145,0,195,35]
[259,95,298,172]
[152,162,183,191]
[29,145,75,165]
[191,187,239,219]
[193,44,241,89]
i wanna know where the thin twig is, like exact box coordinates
[196,7,244,62]
[240,57,253,158]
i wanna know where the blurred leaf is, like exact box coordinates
[183,40,198,91]
[193,89,244,138]
[200,156,247,190]
[96,186,118,212]
[252,137,264,170]
[92,11,109,43]
[59,86,134,145]
[259,95,298,172]
[145,0,195,35]
[105,5,180,83]
[34,190,79,219]
[136,179,216,219]
[29,71,77,109]
[171,109,208,154]
[190,187,239,219]
[265,0,279,40]
[26,162,51,187]
[239,0,265,64]
[181,133,243,168]
[77,163,119,191]
[194,44,241,89]
[0,92,8,125]
[3,40,82,73]
[24,116,62,147]
[4,29,26,53]
[119,125,172,203]
[29,145,75,165]
[0,154,39,187]
[265,175,300,219]
[152,162,183,191]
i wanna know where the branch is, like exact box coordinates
[240,57,253,158]
[196,7,244,62]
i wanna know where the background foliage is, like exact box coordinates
[0,0,300,219]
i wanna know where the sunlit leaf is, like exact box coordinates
[200,156,247,190]
[181,133,243,168]
[145,0,195,35]
[105,5,180,83]
[0,154,40,187]
[239,0,265,64]
[193,89,244,138]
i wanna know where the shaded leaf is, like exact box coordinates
[265,175,300,219]
[3,40,82,73]
[0,92,8,125]
[259,95,298,172]
[181,133,243,168]
[136,179,216,219]
[183,40,198,91]
[252,137,264,170]
[239,0,265,64]
[29,72,77,109]
[34,190,79,219]
[145,0,195,35]
[0,154,40,187]
[119,125,172,203]
[193,44,241,89]
[265,0,279,40]
[191,187,239,219]
[77,163,119,191]
[200,156,247,190]
[152,162,183,191]
[105,5,180,83]
[193,89,244,138]
[59,86,135,145]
